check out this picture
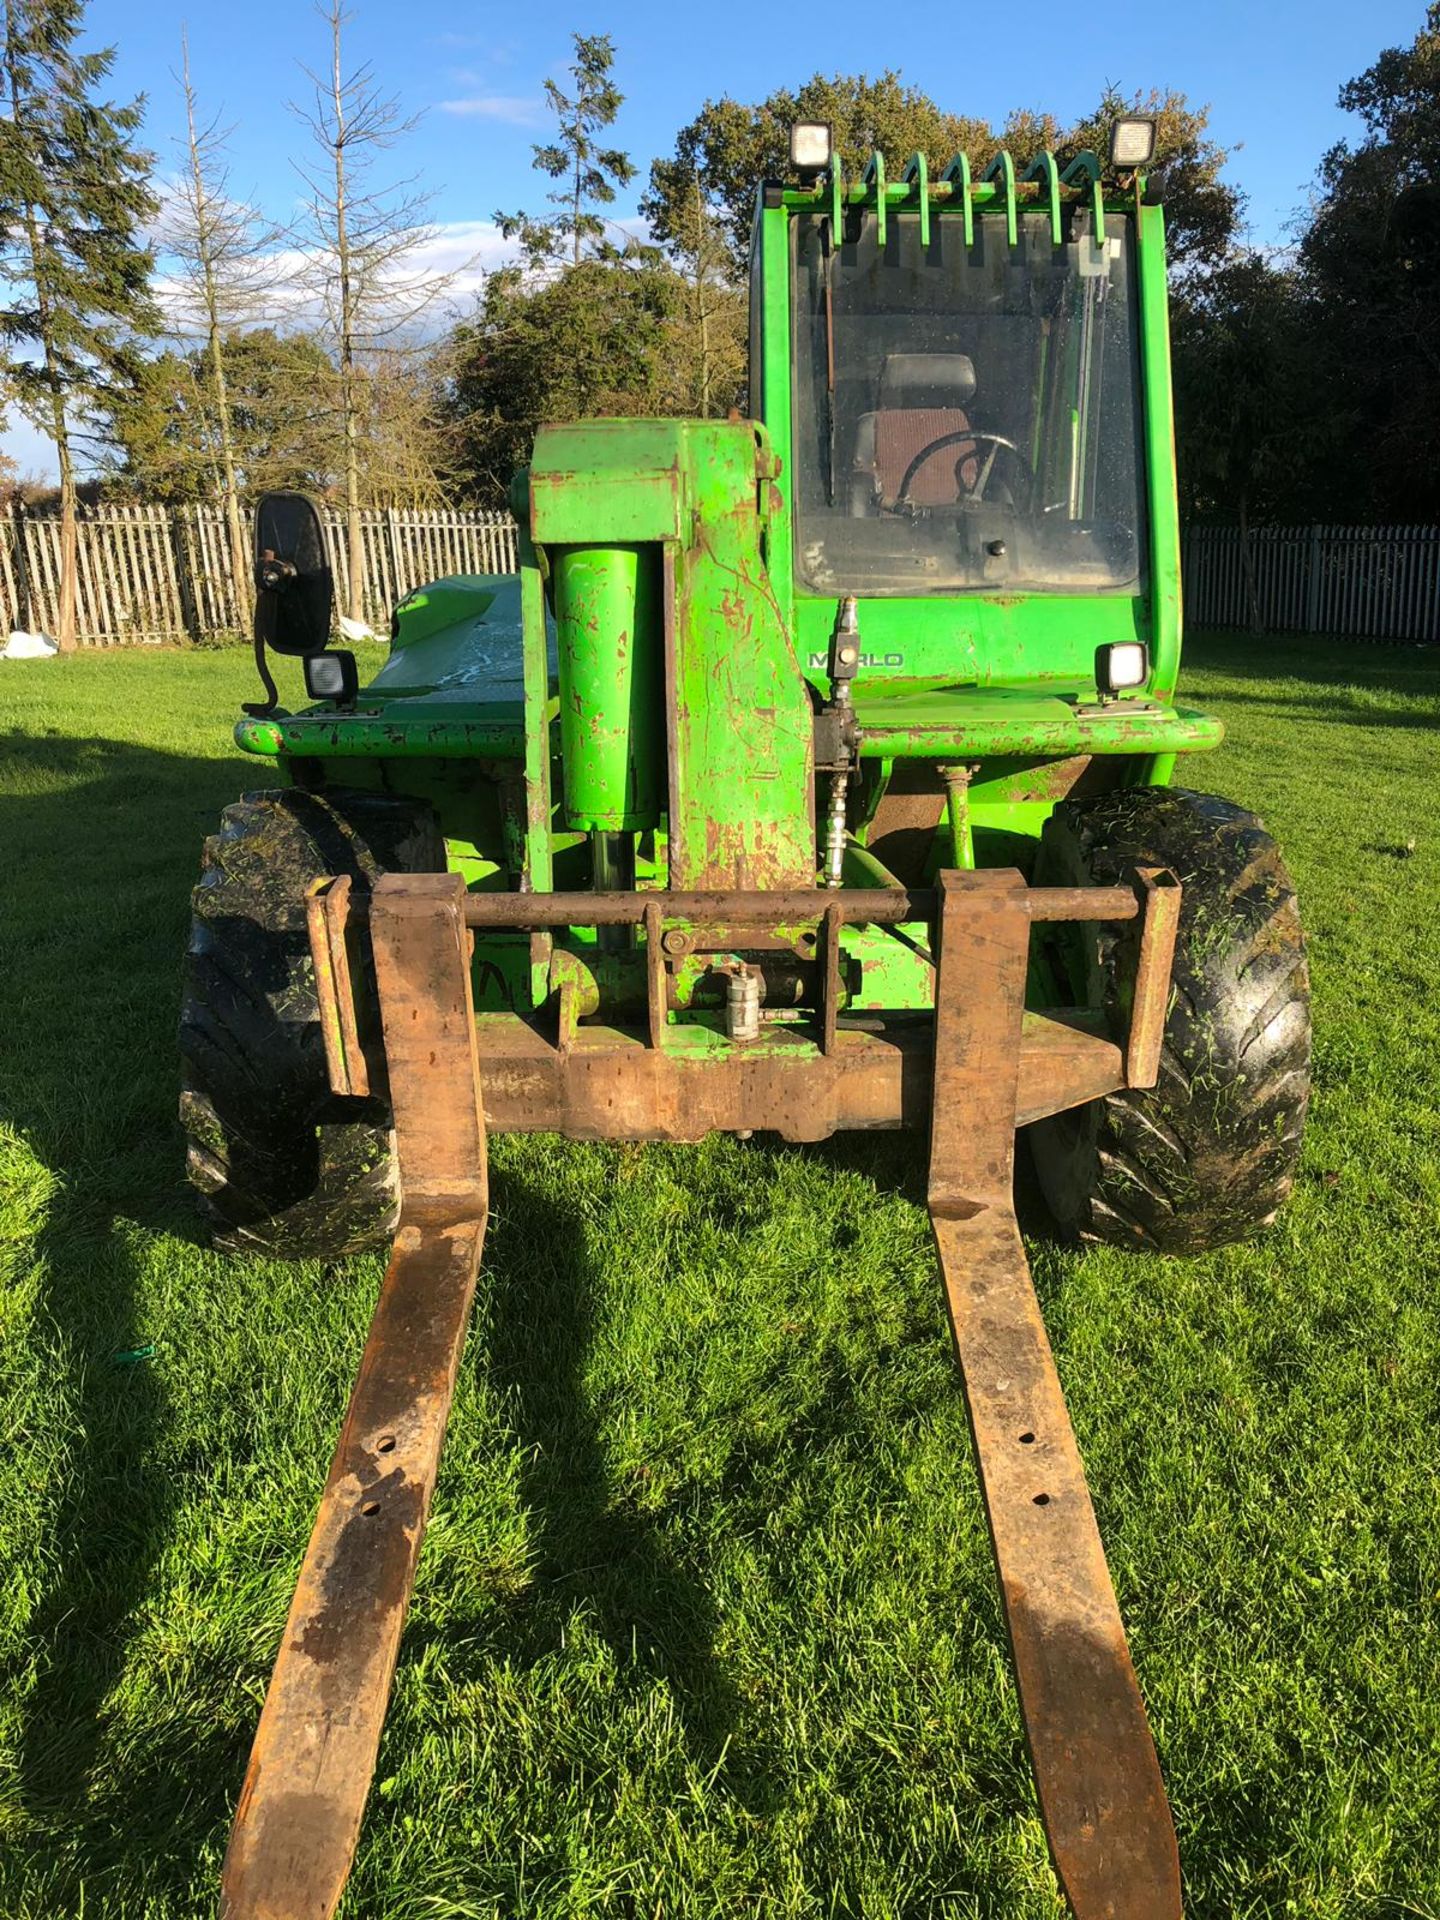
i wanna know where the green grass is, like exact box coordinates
[2,632,1439,1918]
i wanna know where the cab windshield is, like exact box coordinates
[790,209,1146,595]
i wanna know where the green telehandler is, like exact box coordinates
[185,117,1310,1919]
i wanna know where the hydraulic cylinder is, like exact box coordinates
[552,543,662,832]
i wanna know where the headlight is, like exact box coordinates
[790,121,833,175]
[1095,641,1150,696]
[1110,117,1157,169]
[304,649,358,706]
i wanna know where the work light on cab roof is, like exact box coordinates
[789,118,833,176]
[187,105,1313,1920]
[1110,114,1158,169]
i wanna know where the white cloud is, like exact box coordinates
[147,219,520,337]
[433,31,518,63]
[439,94,543,127]
[400,220,519,301]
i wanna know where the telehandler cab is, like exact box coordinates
[183,116,1310,1918]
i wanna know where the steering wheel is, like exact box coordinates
[894,429,1034,511]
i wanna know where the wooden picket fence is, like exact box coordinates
[1185,524,1440,642]
[10,505,1435,649]
[0,500,519,646]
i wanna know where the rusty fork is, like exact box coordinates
[221,875,488,1920]
[928,869,1182,1919]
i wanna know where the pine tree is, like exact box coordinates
[0,0,157,648]
[495,34,636,269]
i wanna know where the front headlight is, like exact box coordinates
[1095,641,1150,696]
[304,649,358,706]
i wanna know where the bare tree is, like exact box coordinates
[161,29,285,609]
[641,161,743,418]
[291,1,452,622]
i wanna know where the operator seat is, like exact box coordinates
[850,353,980,514]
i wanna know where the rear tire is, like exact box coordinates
[1028,787,1311,1253]
[179,787,444,1258]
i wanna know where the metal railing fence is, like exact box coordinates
[1185,524,1440,642]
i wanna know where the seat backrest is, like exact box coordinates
[873,410,977,506]
[866,354,979,507]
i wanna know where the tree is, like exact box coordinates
[639,150,744,417]
[106,328,340,502]
[440,257,683,501]
[648,74,993,273]
[650,75,1239,280]
[161,30,285,603]
[292,1,448,621]
[1170,254,1323,625]
[445,32,685,499]
[0,0,157,648]
[1299,6,1440,517]
[1059,86,1239,278]
[352,343,454,506]
[495,33,635,269]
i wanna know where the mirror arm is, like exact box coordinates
[242,630,282,719]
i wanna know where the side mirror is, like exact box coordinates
[253,492,333,657]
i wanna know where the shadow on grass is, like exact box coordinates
[467,1167,744,1771]
[793,1125,1061,1257]
[3,729,753,1898]
[0,732,256,1899]
[1185,629,1440,721]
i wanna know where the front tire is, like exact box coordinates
[1029,787,1311,1253]
[179,787,444,1258]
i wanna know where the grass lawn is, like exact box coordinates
[1,632,1439,1919]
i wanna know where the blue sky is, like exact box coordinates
[4,0,1426,477]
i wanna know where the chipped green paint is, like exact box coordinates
[236,712,531,759]
[526,417,814,890]
[850,691,1222,760]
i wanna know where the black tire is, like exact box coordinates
[1028,787,1311,1253]
[179,787,444,1258]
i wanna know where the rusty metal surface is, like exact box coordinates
[305,876,367,1099]
[473,1009,1124,1141]
[222,875,489,1920]
[328,879,369,1098]
[927,869,1182,1920]
[1126,866,1182,1090]
[230,866,1185,1915]
[643,899,666,1046]
[334,883,1142,930]
[820,902,843,1055]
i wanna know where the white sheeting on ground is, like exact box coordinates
[337,614,383,643]
[3,630,59,659]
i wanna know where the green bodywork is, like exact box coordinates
[234,148,1220,1031]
